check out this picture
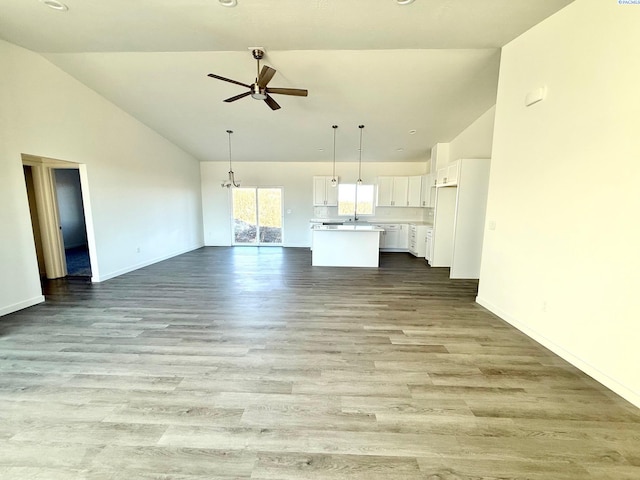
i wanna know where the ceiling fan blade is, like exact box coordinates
[264,95,281,111]
[257,66,276,88]
[224,91,251,103]
[267,87,308,97]
[207,73,251,89]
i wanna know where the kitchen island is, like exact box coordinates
[312,225,384,267]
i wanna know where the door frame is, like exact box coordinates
[22,154,99,280]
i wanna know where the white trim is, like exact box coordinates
[78,165,99,280]
[92,243,203,283]
[31,165,67,278]
[476,295,640,409]
[0,295,45,317]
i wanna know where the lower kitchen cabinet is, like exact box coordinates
[374,223,408,251]
[408,223,430,257]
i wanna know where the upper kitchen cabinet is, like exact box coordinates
[377,175,422,207]
[436,161,460,186]
[313,176,338,206]
[407,176,422,207]
[430,143,450,173]
[376,176,407,206]
[421,173,436,208]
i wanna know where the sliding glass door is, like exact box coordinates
[231,187,283,245]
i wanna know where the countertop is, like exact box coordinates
[312,225,384,232]
[310,218,432,226]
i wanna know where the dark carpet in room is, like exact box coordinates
[64,245,91,277]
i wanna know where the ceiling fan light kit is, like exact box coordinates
[207,48,308,111]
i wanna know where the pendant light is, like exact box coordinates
[357,124,365,185]
[221,129,240,188]
[331,125,338,187]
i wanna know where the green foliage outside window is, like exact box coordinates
[338,184,374,216]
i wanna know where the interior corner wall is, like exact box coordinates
[448,105,496,162]
[477,0,640,407]
[0,39,204,316]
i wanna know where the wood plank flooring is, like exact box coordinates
[0,246,638,479]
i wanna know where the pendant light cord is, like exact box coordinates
[357,125,365,184]
[331,125,338,185]
[226,129,240,188]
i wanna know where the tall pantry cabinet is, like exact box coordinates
[428,158,490,279]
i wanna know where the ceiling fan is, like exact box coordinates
[207,48,308,111]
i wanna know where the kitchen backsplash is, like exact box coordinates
[313,206,433,223]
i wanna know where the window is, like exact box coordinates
[337,183,375,217]
[231,187,283,245]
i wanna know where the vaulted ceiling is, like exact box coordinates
[0,0,574,162]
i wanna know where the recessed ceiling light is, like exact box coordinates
[396,0,415,5]
[397,148,405,152]
[408,129,417,135]
[219,0,237,7]
[40,0,68,11]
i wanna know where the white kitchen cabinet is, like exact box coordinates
[428,158,491,279]
[407,175,422,207]
[430,142,450,173]
[436,160,460,186]
[420,173,436,208]
[425,227,433,263]
[408,223,429,257]
[376,176,413,207]
[446,162,459,185]
[429,186,456,267]
[376,176,394,206]
[313,176,338,206]
[374,223,408,251]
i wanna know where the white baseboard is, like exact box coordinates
[0,295,45,317]
[476,295,640,409]
[92,243,204,283]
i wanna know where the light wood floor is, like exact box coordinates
[1,247,638,479]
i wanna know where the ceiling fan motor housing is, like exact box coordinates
[251,83,267,100]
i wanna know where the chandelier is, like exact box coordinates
[221,129,240,188]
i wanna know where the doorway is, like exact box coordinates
[22,155,96,281]
[53,169,91,277]
[231,187,283,245]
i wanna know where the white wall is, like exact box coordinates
[477,0,640,407]
[201,161,428,247]
[448,105,496,162]
[0,39,203,316]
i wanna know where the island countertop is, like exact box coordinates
[312,225,384,232]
